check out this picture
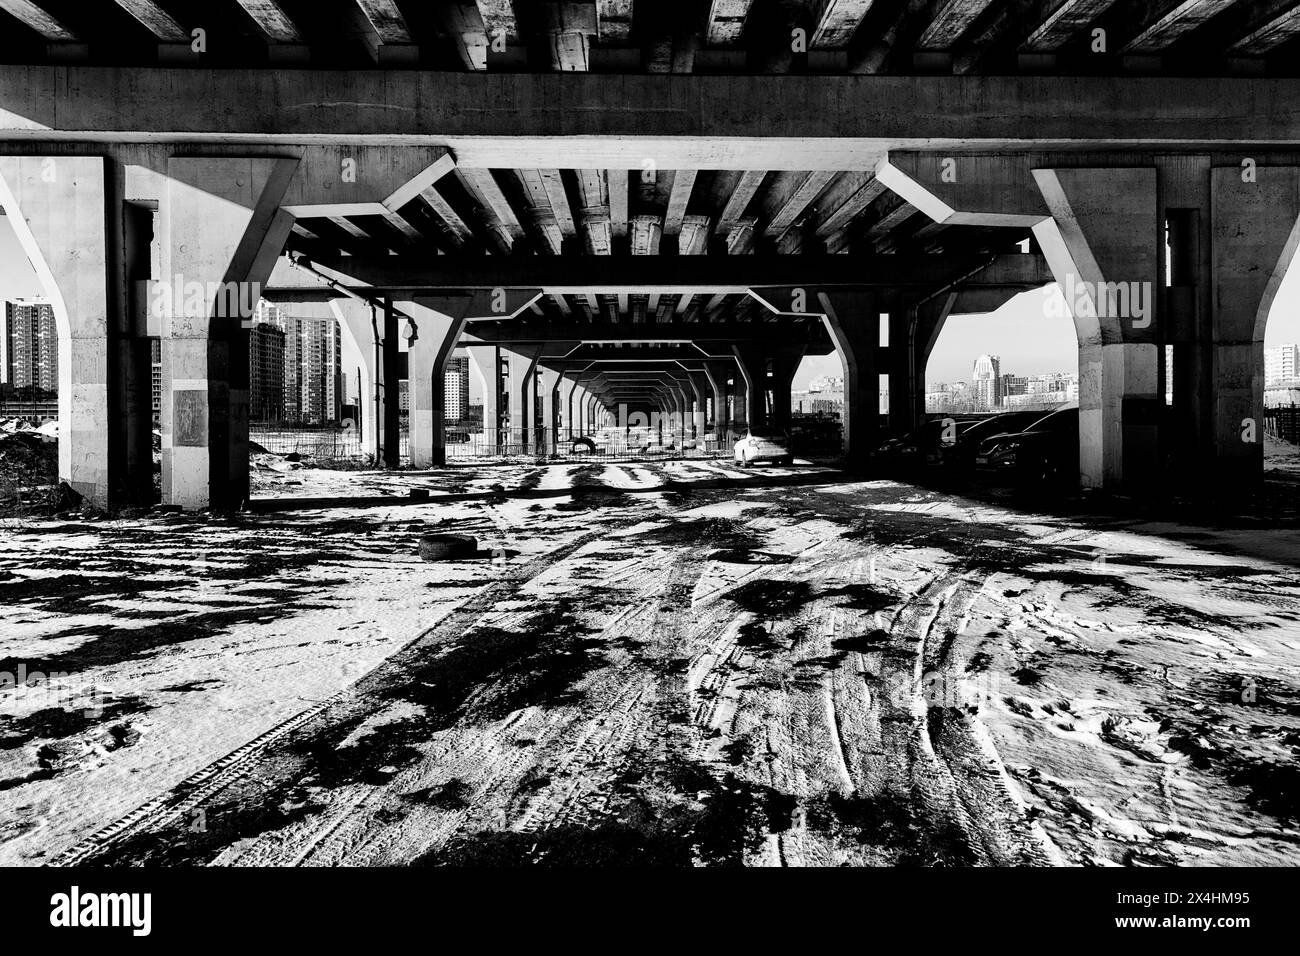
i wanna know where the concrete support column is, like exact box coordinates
[569,382,586,438]
[332,299,383,462]
[731,343,768,432]
[380,302,401,468]
[687,373,709,440]
[731,367,749,434]
[768,347,803,435]
[559,373,579,441]
[702,363,729,437]
[159,157,296,509]
[400,297,467,469]
[890,299,948,436]
[536,365,561,456]
[732,344,803,434]
[668,382,687,443]
[818,291,880,470]
[883,154,1179,492]
[503,346,539,451]
[0,156,154,509]
[1207,165,1300,489]
[911,291,958,427]
[1033,168,1163,491]
[466,344,501,452]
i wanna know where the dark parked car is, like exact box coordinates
[926,410,1046,472]
[871,417,980,473]
[975,403,1079,486]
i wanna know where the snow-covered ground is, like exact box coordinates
[1,452,1298,866]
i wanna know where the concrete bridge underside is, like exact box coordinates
[1,59,1298,508]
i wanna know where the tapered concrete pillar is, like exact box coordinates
[687,372,709,439]
[502,346,539,451]
[0,156,152,509]
[731,369,749,434]
[732,344,768,432]
[400,297,468,468]
[160,157,296,508]
[818,291,880,470]
[559,373,579,441]
[1034,168,1163,491]
[889,300,949,436]
[768,347,803,434]
[380,302,401,468]
[911,290,959,429]
[732,344,802,434]
[674,382,689,442]
[567,381,585,438]
[883,154,1176,492]
[1208,166,1300,489]
[536,365,561,455]
[332,298,384,462]
[466,344,501,451]
[702,362,730,436]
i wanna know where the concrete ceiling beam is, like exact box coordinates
[285,250,1045,292]
[12,70,1300,150]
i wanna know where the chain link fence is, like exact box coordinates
[1264,405,1300,444]
[249,421,408,464]
[445,427,742,462]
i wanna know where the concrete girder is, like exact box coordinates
[284,251,1044,295]
[279,148,455,221]
[12,71,1300,159]
[1120,0,1239,54]
[235,1,305,44]
[1022,0,1122,52]
[0,0,78,41]
[1230,0,1300,55]
[460,322,837,353]
[534,345,742,363]
[706,0,755,45]
[918,0,998,50]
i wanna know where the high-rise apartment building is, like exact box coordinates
[972,354,1001,410]
[257,301,342,424]
[4,298,58,392]
[250,323,287,422]
[151,338,162,426]
[445,353,470,422]
[1266,343,1300,385]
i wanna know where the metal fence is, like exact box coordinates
[1264,405,1300,444]
[248,422,409,462]
[248,421,845,466]
[445,427,741,462]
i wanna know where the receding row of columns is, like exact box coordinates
[4,149,1292,509]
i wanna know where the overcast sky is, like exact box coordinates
[5,215,1299,397]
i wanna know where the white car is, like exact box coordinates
[734,432,793,466]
